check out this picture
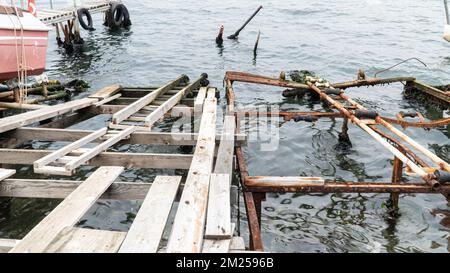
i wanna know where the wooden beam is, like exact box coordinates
[144,76,203,127]
[214,115,236,174]
[112,75,186,124]
[0,149,193,169]
[119,176,181,253]
[0,98,97,134]
[10,166,124,253]
[43,227,126,253]
[89,84,122,100]
[205,174,232,239]
[202,224,236,253]
[5,127,247,146]
[194,87,208,113]
[167,89,217,253]
[245,176,325,187]
[0,239,18,253]
[0,168,15,181]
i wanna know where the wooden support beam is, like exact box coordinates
[112,75,186,124]
[119,176,181,253]
[0,98,97,134]
[43,227,126,253]
[0,149,193,169]
[89,84,122,100]
[10,166,124,253]
[143,76,203,127]
[167,89,217,253]
[194,87,208,113]
[0,168,15,181]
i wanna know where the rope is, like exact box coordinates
[374,57,427,78]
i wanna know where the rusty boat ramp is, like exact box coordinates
[0,71,448,253]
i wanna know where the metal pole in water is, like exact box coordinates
[445,0,450,24]
[50,0,53,9]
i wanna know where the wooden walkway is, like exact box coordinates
[0,76,247,253]
[37,1,111,25]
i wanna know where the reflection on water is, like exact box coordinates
[0,0,449,252]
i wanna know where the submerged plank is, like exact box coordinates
[10,166,124,253]
[119,176,181,253]
[167,90,217,253]
[44,227,126,253]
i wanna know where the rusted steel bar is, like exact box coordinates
[390,156,403,209]
[339,91,450,172]
[225,71,414,91]
[332,77,416,90]
[306,83,440,190]
[244,178,450,193]
[227,5,263,39]
[253,192,266,228]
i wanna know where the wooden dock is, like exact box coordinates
[37,1,111,25]
[0,75,248,253]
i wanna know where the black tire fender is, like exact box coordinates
[77,8,95,31]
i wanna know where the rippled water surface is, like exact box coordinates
[1,0,450,252]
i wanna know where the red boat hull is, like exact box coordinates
[0,28,48,81]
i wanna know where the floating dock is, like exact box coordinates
[0,71,448,252]
[37,0,111,25]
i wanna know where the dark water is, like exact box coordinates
[1,0,450,252]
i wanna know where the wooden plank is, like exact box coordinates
[214,115,236,174]
[43,227,126,253]
[229,236,246,251]
[65,126,136,172]
[89,84,122,100]
[0,98,97,134]
[167,89,217,253]
[119,176,181,253]
[411,81,450,104]
[112,75,186,124]
[6,127,248,146]
[0,149,193,169]
[94,94,122,106]
[33,127,108,169]
[245,176,325,187]
[10,166,124,253]
[0,239,18,253]
[0,102,48,110]
[202,224,236,253]
[205,174,231,239]
[144,76,203,127]
[194,87,208,113]
[0,168,15,181]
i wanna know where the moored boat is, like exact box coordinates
[0,5,50,81]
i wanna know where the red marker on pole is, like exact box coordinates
[28,0,37,17]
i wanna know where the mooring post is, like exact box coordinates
[390,156,403,210]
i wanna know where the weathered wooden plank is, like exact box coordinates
[0,98,97,134]
[0,239,18,253]
[245,176,325,187]
[167,89,217,253]
[94,94,122,106]
[43,227,126,253]
[34,127,108,169]
[202,224,236,253]
[0,149,193,169]
[112,76,186,124]
[194,87,208,113]
[229,236,246,251]
[205,174,231,239]
[6,127,247,146]
[0,102,48,110]
[119,176,181,253]
[65,126,136,173]
[214,115,236,175]
[144,76,204,127]
[89,84,122,100]
[10,166,124,253]
[0,179,153,200]
[0,168,15,181]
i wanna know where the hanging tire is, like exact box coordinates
[77,8,95,31]
[106,2,124,29]
[121,5,131,27]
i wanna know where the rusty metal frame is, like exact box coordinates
[225,71,450,251]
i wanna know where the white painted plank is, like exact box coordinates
[44,227,126,253]
[0,98,97,134]
[112,75,185,124]
[10,166,124,253]
[205,174,231,239]
[119,176,181,253]
[194,87,208,113]
[34,127,107,169]
[166,90,217,253]
[143,76,203,127]
[0,169,15,181]
[0,239,19,253]
[202,224,236,253]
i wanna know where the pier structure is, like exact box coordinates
[0,74,248,253]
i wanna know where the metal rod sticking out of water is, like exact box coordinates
[228,5,263,39]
